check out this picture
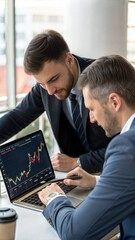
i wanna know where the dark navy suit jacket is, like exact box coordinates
[43,118,135,239]
[0,55,110,173]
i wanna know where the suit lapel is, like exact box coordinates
[48,97,62,139]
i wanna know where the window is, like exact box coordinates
[16,14,25,23]
[0,0,7,110]
[127,0,135,66]
[0,0,63,154]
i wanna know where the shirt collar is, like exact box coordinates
[121,113,135,134]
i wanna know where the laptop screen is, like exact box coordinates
[0,130,55,200]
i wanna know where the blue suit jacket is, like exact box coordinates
[43,118,135,239]
[0,55,110,173]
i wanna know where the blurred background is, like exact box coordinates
[0,0,134,155]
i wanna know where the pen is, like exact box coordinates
[49,175,82,183]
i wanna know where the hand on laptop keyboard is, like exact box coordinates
[22,182,76,207]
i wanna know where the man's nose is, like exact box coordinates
[44,84,55,95]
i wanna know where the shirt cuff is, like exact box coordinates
[46,194,67,206]
[77,158,82,167]
[95,175,100,184]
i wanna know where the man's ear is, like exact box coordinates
[109,93,121,112]
[66,52,74,65]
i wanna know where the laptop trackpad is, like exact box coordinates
[68,196,83,208]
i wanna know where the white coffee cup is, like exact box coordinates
[0,208,18,240]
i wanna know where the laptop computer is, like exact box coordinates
[0,130,87,211]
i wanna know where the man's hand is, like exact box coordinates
[38,183,65,206]
[63,167,96,189]
[51,153,78,172]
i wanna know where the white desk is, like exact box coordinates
[0,172,119,240]
[0,193,60,240]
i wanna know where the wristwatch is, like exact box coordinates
[46,192,63,205]
[48,192,60,198]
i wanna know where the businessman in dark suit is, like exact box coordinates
[38,55,135,239]
[0,30,110,173]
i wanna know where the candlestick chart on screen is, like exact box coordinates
[0,131,54,200]
[7,141,44,186]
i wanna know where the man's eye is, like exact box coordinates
[51,76,59,82]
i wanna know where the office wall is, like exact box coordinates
[64,0,128,58]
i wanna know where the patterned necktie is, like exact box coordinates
[69,93,89,151]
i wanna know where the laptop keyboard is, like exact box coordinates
[22,182,76,207]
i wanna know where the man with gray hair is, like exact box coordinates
[38,55,135,239]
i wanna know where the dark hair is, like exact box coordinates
[23,30,70,74]
[79,55,135,107]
